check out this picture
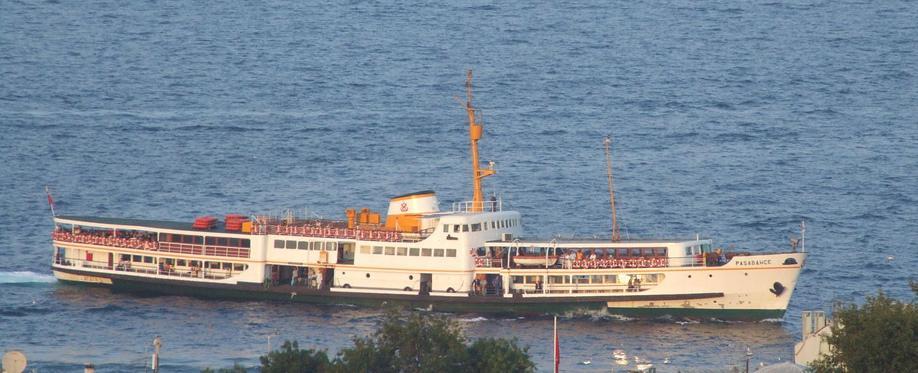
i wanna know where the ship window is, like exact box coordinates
[453,225,460,233]
[286,240,297,249]
[630,248,641,257]
[654,248,667,256]
[384,247,395,255]
[409,247,420,256]
[604,275,618,283]
[483,223,487,231]
[222,263,232,270]
[548,275,569,284]
[525,276,541,284]
[372,246,383,255]
[298,242,309,250]
[206,237,215,245]
[433,248,444,257]
[208,262,220,269]
[182,235,193,244]
[360,246,370,254]
[229,238,239,247]
[421,248,432,256]
[214,237,225,246]
[274,240,284,249]
[143,256,154,263]
[471,223,481,232]
[573,275,590,284]
[177,259,187,267]
[121,254,131,261]
[591,275,604,283]
[512,276,524,284]
[311,241,323,251]
[491,221,496,229]
[132,255,142,262]
[701,244,712,253]
[327,242,337,251]
[462,225,469,232]
[233,264,246,271]
[163,258,175,265]
[443,225,448,233]
[446,249,456,257]
[397,247,407,256]
[190,260,201,267]
[241,239,251,248]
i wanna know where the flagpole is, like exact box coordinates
[553,316,559,373]
[45,186,56,217]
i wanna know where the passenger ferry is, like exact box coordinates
[50,72,806,320]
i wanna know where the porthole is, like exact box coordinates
[744,272,748,276]
[409,275,414,280]
[366,273,370,278]
[709,274,713,278]
[688,275,692,278]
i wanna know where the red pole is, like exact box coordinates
[553,316,560,373]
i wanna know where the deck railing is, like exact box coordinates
[53,232,251,259]
[451,200,502,213]
[254,223,404,242]
[53,257,234,280]
[473,255,712,269]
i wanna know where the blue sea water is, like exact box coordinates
[1,0,916,371]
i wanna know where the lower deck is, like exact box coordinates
[52,265,789,321]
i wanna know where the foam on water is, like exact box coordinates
[0,271,56,284]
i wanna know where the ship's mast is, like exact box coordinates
[465,70,495,212]
[604,136,621,241]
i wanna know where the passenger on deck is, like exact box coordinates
[588,251,597,260]
[715,248,728,266]
[575,250,584,261]
[535,278,543,292]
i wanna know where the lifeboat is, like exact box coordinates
[192,216,217,229]
[224,214,246,231]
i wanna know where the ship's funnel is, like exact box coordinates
[387,191,439,216]
[385,191,439,232]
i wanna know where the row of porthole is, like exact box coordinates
[687,272,750,279]
[350,272,415,280]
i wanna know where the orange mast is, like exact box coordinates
[465,70,495,212]
[604,136,621,241]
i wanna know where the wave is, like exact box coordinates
[0,271,56,284]
[458,316,488,322]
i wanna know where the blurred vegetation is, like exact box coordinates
[203,309,534,373]
[809,281,917,373]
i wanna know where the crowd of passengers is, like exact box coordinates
[473,247,669,269]
[53,228,158,250]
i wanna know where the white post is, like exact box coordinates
[801,220,806,253]
[152,336,162,373]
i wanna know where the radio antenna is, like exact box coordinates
[604,136,621,241]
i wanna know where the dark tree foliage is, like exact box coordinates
[207,309,535,372]
[810,288,917,373]
[338,310,471,372]
[468,337,535,373]
[259,340,334,373]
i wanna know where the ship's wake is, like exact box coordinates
[0,271,57,284]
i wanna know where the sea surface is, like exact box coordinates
[2,0,916,371]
